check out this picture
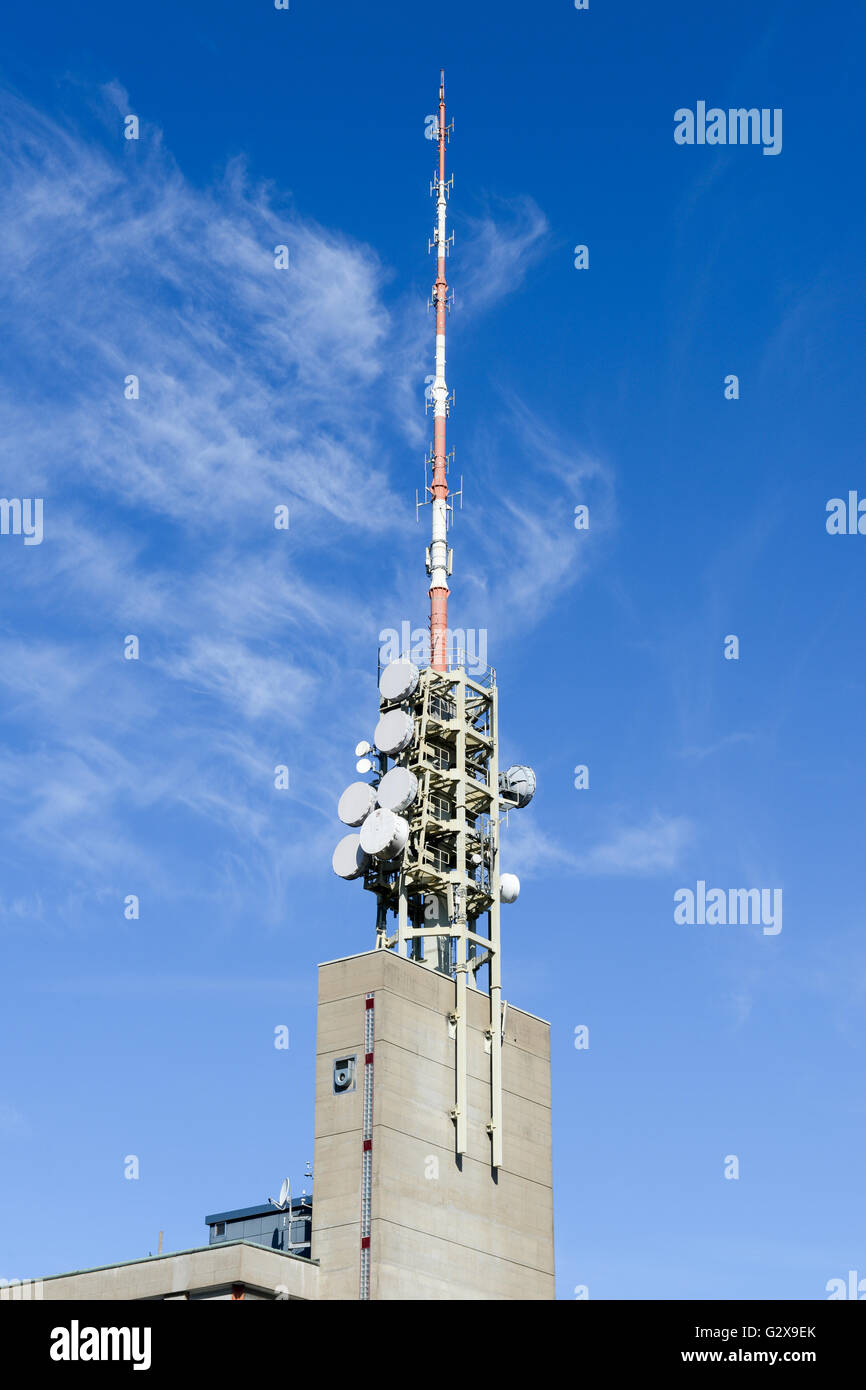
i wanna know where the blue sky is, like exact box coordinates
[0,0,863,1299]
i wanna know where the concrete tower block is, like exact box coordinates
[311,950,555,1300]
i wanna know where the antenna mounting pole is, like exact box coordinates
[428,68,451,673]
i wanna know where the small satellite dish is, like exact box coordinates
[338,781,377,827]
[359,808,409,860]
[356,757,374,774]
[374,708,415,756]
[499,765,536,809]
[500,872,521,904]
[332,833,370,880]
[268,1176,291,1210]
[354,740,372,757]
[379,659,420,703]
[377,765,419,814]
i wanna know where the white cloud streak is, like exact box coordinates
[506,811,693,879]
[0,85,577,925]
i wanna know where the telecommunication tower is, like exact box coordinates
[331,72,536,1171]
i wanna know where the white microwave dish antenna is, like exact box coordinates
[359,808,409,860]
[338,781,377,827]
[500,872,521,904]
[499,765,536,809]
[374,709,414,756]
[332,833,370,880]
[379,659,420,703]
[376,765,419,814]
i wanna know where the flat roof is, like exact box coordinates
[316,949,551,1025]
[39,1240,318,1283]
[205,1200,311,1225]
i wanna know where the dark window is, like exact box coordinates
[430,793,452,821]
[426,741,452,770]
[429,695,455,721]
[426,844,453,873]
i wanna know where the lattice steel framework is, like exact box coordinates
[363,661,505,1168]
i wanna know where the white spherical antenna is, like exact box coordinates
[332,833,370,880]
[499,765,536,809]
[377,765,419,814]
[359,808,409,860]
[354,740,372,757]
[356,757,374,774]
[374,708,414,757]
[500,872,521,904]
[379,659,420,703]
[337,781,377,827]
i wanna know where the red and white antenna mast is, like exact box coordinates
[427,69,453,673]
[332,73,538,1172]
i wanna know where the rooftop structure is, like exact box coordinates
[206,1197,312,1260]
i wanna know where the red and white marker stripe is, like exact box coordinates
[429,70,450,673]
[359,993,375,1299]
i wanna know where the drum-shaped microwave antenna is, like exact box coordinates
[499,765,536,809]
[379,659,420,703]
[500,872,521,904]
[354,740,372,757]
[338,781,377,827]
[374,708,414,757]
[376,765,419,815]
[356,757,374,774]
[332,833,370,880]
[359,808,409,860]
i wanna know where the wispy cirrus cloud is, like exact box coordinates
[576,811,694,875]
[460,195,550,313]
[506,810,693,879]
[0,83,583,927]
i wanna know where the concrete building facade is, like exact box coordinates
[312,949,555,1300]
